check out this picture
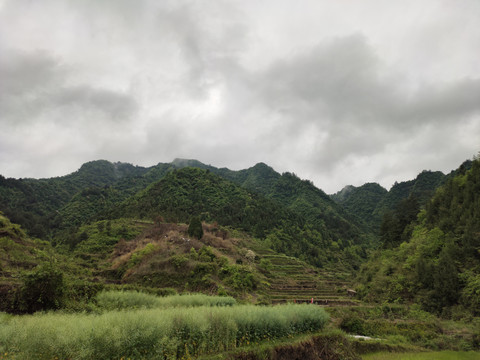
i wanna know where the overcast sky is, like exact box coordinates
[1,0,479,193]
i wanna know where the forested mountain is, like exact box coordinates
[374,170,446,217]
[357,158,480,316]
[0,159,373,268]
[1,155,479,318]
[172,161,371,253]
[331,183,388,232]
[0,160,150,237]
[332,170,448,234]
[106,167,368,268]
[0,156,476,276]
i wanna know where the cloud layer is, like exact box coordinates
[0,0,479,192]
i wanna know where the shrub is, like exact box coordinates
[259,258,273,271]
[18,263,65,313]
[188,216,204,240]
[198,246,216,262]
[170,254,189,269]
[128,243,158,268]
[340,316,366,335]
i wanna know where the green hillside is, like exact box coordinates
[331,183,387,232]
[0,212,73,313]
[0,160,150,237]
[373,170,446,218]
[332,170,447,235]
[171,160,373,254]
[0,158,370,251]
[357,158,480,316]
[2,156,478,316]
[105,167,366,269]
[0,157,479,358]
[0,212,50,279]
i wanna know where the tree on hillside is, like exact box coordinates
[380,195,419,248]
[18,263,65,313]
[188,216,203,240]
[431,240,460,312]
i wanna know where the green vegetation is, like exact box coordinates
[0,212,71,313]
[373,170,447,222]
[331,183,388,232]
[1,157,480,359]
[0,158,374,270]
[0,160,150,238]
[188,216,204,240]
[18,263,65,313]
[96,291,236,310]
[332,170,450,235]
[379,196,420,249]
[109,167,370,270]
[330,305,480,351]
[357,159,480,317]
[0,301,329,359]
[363,352,480,360]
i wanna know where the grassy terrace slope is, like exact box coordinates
[246,240,357,305]
[63,217,357,305]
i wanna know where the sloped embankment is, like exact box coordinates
[222,332,360,360]
[247,241,359,306]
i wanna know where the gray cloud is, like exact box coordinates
[403,79,480,122]
[53,86,138,123]
[247,34,480,182]
[0,48,138,127]
[0,0,479,193]
[0,49,62,95]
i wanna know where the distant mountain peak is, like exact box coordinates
[332,185,356,202]
[78,159,113,170]
[171,158,205,168]
[252,162,271,168]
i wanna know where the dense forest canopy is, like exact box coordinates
[358,158,480,316]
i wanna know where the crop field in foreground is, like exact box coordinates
[0,298,329,360]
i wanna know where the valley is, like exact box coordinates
[0,157,479,359]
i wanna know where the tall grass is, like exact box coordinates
[95,291,237,310]
[0,304,329,359]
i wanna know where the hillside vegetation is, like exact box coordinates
[105,167,369,269]
[332,161,473,234]
[0,159,374,271]
[331,182,388,232]
[357,158,480,316]
[0,157,479,358]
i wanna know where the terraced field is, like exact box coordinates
[248,241,359,306]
